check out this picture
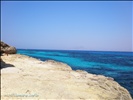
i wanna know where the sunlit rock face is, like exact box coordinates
[1,54,133,100]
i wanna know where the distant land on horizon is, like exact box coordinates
[17,48,133,53]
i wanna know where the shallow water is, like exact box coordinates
[17,49,133,97]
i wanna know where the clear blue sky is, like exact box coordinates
[1,1,132,51]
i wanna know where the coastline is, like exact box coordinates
[1,54,132,100]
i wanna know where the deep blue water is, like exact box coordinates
[17,49,133,97]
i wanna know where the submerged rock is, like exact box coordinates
[1,41,17,54]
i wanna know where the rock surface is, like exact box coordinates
[1,54,132,100]
[1,41,17,54]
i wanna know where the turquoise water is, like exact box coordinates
[17,49,133,97]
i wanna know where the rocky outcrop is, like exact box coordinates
[1,41,17,54]
[1,54,133,100]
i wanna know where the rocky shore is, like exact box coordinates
[1,54,132,100]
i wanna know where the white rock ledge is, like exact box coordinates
[1,54,132,100]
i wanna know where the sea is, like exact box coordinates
[17,49,133,97]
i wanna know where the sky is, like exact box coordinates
[1,1,133,51]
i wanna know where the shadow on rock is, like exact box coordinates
[0,58,15,69]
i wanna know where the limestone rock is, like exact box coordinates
[44,60,72,71]
[1,54,133,100]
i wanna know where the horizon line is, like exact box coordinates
[17,48,133,53]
